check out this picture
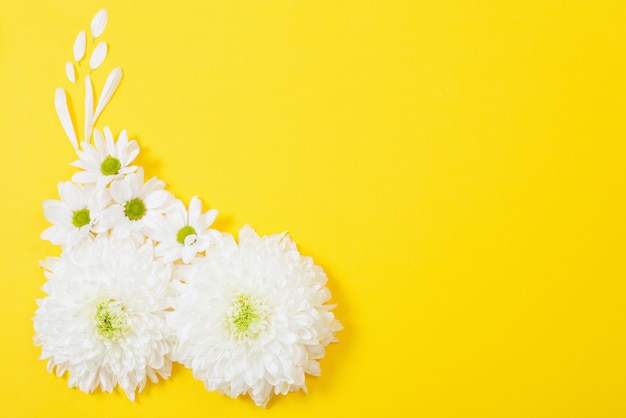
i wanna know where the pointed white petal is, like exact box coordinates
[198,209,218,230]
[65,62,76,83]
[94,67,122,120]
[188,196,202,222]
[54,88,78,151]
[90,9,108,39]
[84,75,94,142]
[92,128,107,159]
[73,31,86,62]
[89,42,107,70]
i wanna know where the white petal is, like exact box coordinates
[181,245,197,264]
[90,9,108,39]
[104,126,115,153]
[73,31,86,62]
[44,205,71,225]
[71,171,101,184]
[124,141,140,166]
[94,67,122,120]
[110,179,131,203]
[93,129,105,156]
[40,226,67,245]
[84,75,94,142]
[65,62,76,83]
[183,234,197,247]
[197,209,218,230]
[144,190,171,209]
[188,196,202,223]
[54,88,78,151]
[89,42,107,70]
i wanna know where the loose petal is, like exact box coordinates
[84,75,94,142]
[65,62,76,83]
[90,9,108,39]
[73,31,86,62]
[89,42,107,70]
[54,88,78,151]
[94,67,122,120]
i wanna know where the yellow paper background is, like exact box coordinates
[1,1,625,416]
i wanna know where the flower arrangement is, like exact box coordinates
[34,9,342,407]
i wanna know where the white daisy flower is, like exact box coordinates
[41,181,110,248]
[169,225,342,407]
[101,167,173,242]
[153,196,220,263]
[33,233,176,401]
[71,127,139,186]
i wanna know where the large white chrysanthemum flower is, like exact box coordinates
[100,167,173,242]
[71,127,139,186]
[153,196,220,264]
[33,233,176,400]
[41,181,110,248]
[169,225,342,407]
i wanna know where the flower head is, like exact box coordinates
[169,225,342,407]
[100,167,173,242]
[41,181,110,248]
[33,233,176,400]
[71,127,139,186]
[153,196,220,263]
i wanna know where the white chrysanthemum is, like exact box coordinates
[41,181,110,248]
[33,233,176,401]
[153,196,220,263]
[100,167,173,242]
[169,225,342,407]
[71,127,139,186]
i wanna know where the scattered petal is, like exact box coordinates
[90,9,108,39]
[84,75,94,142]
[94,67,122,120]
[65,62,76,83]
[73,31,86,62]
[89,42,108,70]
[54,88,78,151]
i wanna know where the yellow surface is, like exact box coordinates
[1,0,625,416]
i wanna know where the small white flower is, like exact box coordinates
[33,233,176,401]
[101,167,173,242]
[41,181,110,248]
[153,196,219,263]
[169,225,342,407]
[71,127,139,186]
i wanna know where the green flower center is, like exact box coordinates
[176,225,197,245]
[94,299,129,341]
[227,294,267,340]
[100,156,122,176]
[124,198,146,221]
[71,208,91,228]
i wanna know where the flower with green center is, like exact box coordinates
[153,196,219,263]
[42,181,110,248]
[94,299,129,341]
[103,167,172,241]
[34,234,176,401]
[71,127,139,186]
[100,156,121,175]
[71,208,91,228]
[169,225,342,407]
[124,198,147,221]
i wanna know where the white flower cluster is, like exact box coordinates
[34,9,341,407]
